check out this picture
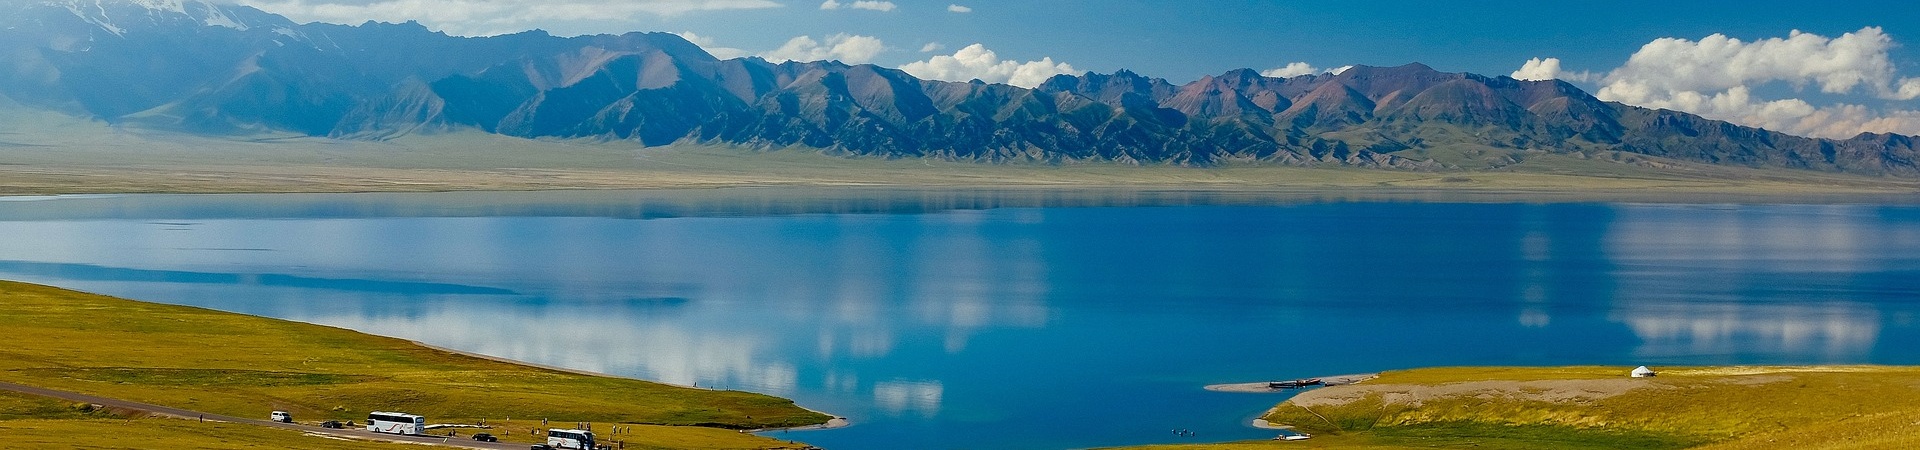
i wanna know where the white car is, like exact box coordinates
[1272,429,1312,441]
[270,411,292,423]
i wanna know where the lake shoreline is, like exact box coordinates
[407,341,852,432]
[6,184,1920,206]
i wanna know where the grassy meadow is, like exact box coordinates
[1112,366,1920,450]
[0,280,827,448]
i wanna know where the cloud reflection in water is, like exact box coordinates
[1605,204,1903,361]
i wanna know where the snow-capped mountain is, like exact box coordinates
[15,0,289,35]
[2,0,1918,173]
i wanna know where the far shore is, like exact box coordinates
[1,129,1918,202]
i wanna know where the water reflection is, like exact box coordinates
[1616,303,1881,361]
[4,194,1920,449]
[872,380,944,417]
[1602,204,1920,362]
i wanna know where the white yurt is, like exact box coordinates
[1631,366,1657,378]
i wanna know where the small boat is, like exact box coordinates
[1267,378,1323,389]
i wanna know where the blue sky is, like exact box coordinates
[231,0,1918,81]
[233,0,1920,138]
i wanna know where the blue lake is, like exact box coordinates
[3,189,1920,449]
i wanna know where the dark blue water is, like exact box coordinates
[3,190,1920,449]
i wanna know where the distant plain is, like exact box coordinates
[3,110,1918,198]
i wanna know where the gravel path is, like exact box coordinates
[0,381,525,449]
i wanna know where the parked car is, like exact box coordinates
[471,433,498,442]
[320,421,345,429]
[269,411,292,423]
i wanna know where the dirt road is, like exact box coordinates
[0,381,529,449]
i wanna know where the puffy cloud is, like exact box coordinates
[1603,28,1913,99]
[674,32,885,64]
[1260,62,1350,78]
[946,4,970,13]
[919,42,943,53]
[899,43,1076,88]
[1521,27,1920,139]
[759,33,886,64]
[675,31,749,59]
[237,0,780,36]
[819,0,895,11]
[850,1,897,11]
[1263,61,1356,78]
[1901,78,1920,101]
[1260,62,1318,78]
[1509,57,1595,82]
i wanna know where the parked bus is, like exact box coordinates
[366,411,425,435]
[546,428,596,450]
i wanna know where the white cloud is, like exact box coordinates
[1901,78,1920,101]
[1260,62,1350,78]
[1603,28,1914,99]
[820,0,895,11]
[1521,27,1920,139]
[1509,57,1595,82]
[1260,62,1318,78]
[676,31,749,59]
[851,1,896,11]
[899,43,1076,88]
[237,0,781,36]
[946,4,970,13]
[759,33,886,64]
[919,42,943,53]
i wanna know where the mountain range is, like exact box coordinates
[4,0,1919,175]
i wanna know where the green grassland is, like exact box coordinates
[0,280,827,448]
[1,109,1917,198]
[1112,366,1920,450]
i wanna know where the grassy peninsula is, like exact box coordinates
[1119,366,1920,450]
[0,280,827,449]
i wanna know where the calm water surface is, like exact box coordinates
[3,189,1919,449]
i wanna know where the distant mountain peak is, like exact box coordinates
[1,4,1917,173]
[14,0,276,35]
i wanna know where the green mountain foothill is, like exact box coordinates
[0,280,829,449]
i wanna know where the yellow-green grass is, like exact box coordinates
[0,389,404,449]
[0,389,804,449]
[1107,366,1920,450]
[0,280,827,448]
[0,418,433,449]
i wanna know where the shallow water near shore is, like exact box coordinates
[4,189,1920,449]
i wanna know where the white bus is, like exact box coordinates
[366,411,425,435]
[546,428,597,450]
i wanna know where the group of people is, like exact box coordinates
[1170,428,1197,437]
